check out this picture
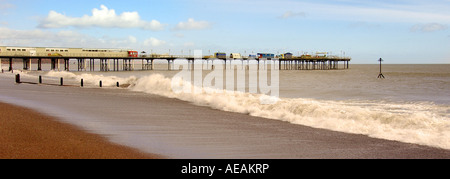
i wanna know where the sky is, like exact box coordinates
[0,0,449,64]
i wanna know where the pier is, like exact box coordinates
[0,54,350,72]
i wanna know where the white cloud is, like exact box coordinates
[174,18,211,30]
[38,5,165,31]
[0,27,88,46]
[279,11,306,19]
[128,36,137,43]
[247,0,450,24]
[0,27,137,48]
[143,37,166,47]
[0,0,14,10]
[174,33,185,38]
[0,0,14,15]
[411,23,448,32]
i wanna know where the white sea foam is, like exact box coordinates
[130,73,450,149]
[43,71,450,149]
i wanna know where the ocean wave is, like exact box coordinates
[44,71,450,150]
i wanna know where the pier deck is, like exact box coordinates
[0,54,351,72]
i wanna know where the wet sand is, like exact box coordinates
[0,102,162,159]
[1,72,450,158]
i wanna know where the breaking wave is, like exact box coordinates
[45,71,450,149]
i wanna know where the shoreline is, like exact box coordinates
[1,73,449,158]
[0,101,163,159]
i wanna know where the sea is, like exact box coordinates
[1,61,450,155]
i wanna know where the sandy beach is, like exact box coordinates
[1,72,449,159]
[0,101,162,159]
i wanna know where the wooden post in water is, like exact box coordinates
[99,80,102,88]
[15,74,20,83]
[81,79,84,87]
[60,77,63,86]
[377,58,385,79]
[39,75,42,84]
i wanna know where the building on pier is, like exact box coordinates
[0,46,135,58]
[0,46,351,72]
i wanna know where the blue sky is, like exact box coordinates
[1,0,449,63]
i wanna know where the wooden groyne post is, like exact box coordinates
[377,58,385,79]
[15,74,20,83]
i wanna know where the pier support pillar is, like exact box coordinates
[113,59,116,71]
[117,59,120,71]
[37,58,42,71]
[9,58,12,71]
[126,59,132,71]
[28,58,31,71]
[89,59,95,71]
[64,58,70,71]
[100,59,109,71]
[84,58,87,71]
[51,59,56,71]
[151,59,154,70]
[144,59,153,70]
[257,59,260,70]
[23,58,28,70]
[100,59,104,71]
[106,59,110,71]
[167,59,171,70]
[77,59,84,71]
